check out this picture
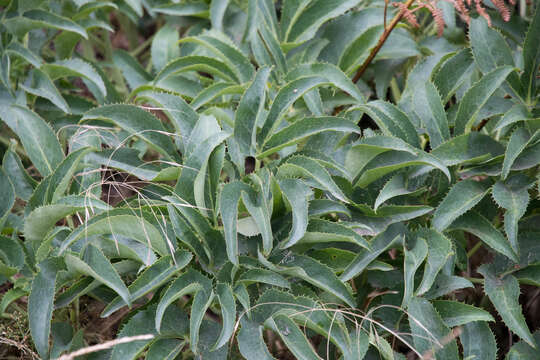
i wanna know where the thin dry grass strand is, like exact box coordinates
[55,334,154,360]
[231,301,431,359]
[0,336,40,360]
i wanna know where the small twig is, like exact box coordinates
[352,0,416,83]
[384,0,389,28]
[0,336,40,359]
[55,334,154,360]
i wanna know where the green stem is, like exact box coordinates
[0,135,28,161]
[467,241,483,258]
[465,277,484,284]
[130,36,154,58]
[389,77,401,102]
[101,29,128,95]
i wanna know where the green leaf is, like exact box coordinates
[0,287,27,316]
[339,25,383,74]
[42,59,106,99]
[0,105,64,177]
[515,264,540,286]
[29,258,64,359]
[168,205,211,268]
[506,331,540,360]
[374,173,425,211]
[26,147,94,213]
[151,24,180,72]
[431,133,505,166]
[81,104,178,160]
[501,128,536,180]
[134,91,198,152]
[175,130,230,208]
[285,63,365,102]
[300,219,369,249]
[345,135,417,179]
[113,50,152,89]
[415,229,453,296]
[146,338,184,360]
[353,205,433,236]
[234,66,271,156]
[191,82,244,110]
[219,181,251,265]
[402,237,428,307]
[454,66,514,135]
[448,211,517,262]
[433,48,474,103]
[493,104,536,131]
[59,211,169,256]
[238,319,275,360]
[356,102,419,147]
[308,199,351,218]
[521,5,540,105]
[243,173,274,256]
[24,197,109,244]
[151,3,208,17]
[433,300,494,327]
[408,297,460,360]
[283,0,362,44]
[65,245,130,307]
[259,116,360,158]
[0,169,15,228]
[460,321,498,360]
[258,76,329,143]
[267,314,320,360]
[87,148,162,181]
[492,177,531,254]
[5,42,43,68]
[110,307,156,360]
[2,146,36,201]
[238,268,290,288]
[101,250,192,317]
[260,253,355,307]
[413,81,450,148]
[432,179,490,232]
[213,283,236,349]
[354,149,449,188]
[46,146,93,203]
[210,0,229,31]
[470,17,521,97]
[190,289,215,353]
[470,18,515,74]
[180,33,254,83]
[123,0,143,16]
[424,274,474,299]
[20,69,70,113]
[5,9,88,38]
[278,178,311,248]
[341,223,405,281]
[478,264,536,347]
[277,155,348,202]
[154,55,239,83]
[155,269,211,332]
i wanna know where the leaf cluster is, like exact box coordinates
[0,0,539,359]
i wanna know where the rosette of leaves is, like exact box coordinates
[0,0,539,359]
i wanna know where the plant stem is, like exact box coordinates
[0,134,28,160]
[352,0,416,83]
[465,277,484,284]
[130,36,154,58]
[467,241,483,258]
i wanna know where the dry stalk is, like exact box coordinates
[55,334,154,360]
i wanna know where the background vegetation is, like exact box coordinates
[0,0,539,359]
